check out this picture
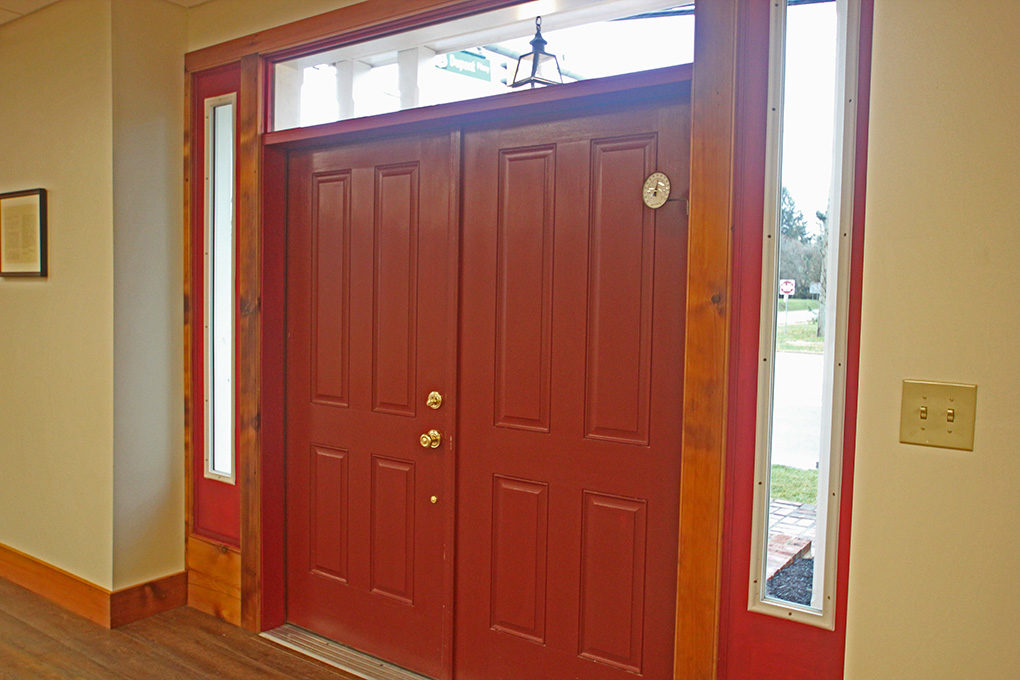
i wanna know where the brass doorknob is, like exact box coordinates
[419,429,442,449]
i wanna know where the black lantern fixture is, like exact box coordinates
[510,17,563,88]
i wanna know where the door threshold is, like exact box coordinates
[261,624,433,680]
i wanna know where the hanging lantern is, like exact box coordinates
[510,17,563,88]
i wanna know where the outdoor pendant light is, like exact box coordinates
[510,17,563,88]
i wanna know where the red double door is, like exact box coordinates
[286,98,690,680]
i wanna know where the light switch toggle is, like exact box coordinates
[899,380,977,451]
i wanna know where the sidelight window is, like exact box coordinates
[750,0,862,628]
[203,94,236,483]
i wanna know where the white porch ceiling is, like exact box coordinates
[0,0,209,27]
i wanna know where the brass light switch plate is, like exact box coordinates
[899,380,977,451]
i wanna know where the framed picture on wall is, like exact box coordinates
[0,188,47,277]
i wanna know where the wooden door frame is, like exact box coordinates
[185,1,741,677]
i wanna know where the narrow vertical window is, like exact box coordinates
[204,94,236,483]
[750,0,860,627]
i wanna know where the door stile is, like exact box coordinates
[440,128,463,680]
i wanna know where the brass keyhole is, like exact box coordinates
[426,391,443,410]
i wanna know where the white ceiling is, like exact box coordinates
[0,0,209,27]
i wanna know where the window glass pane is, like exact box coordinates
[758,0,845,616]
[270,1,695,131]
[207,99,234,481]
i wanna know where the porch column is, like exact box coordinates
[397,46,435,109]
[333,59,370,120]
[273,61,304,129]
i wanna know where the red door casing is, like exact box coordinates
[455,99,690,680]
[285,131,457,679]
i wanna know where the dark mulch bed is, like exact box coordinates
[766,557,814,606]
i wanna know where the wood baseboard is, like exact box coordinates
[0,542,110,626]
[110,571,188,628]
[186,535,241,626]
[0,542,186,628]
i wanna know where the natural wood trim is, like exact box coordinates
[0,543,186,629]
[110,572,188,628]
[237,53,265,633]
[183,70,194,541]
[185,0,525,73]
[186,535,242,626]
[0,543,110,627]
[674,0,738,678]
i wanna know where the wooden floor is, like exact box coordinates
[0,578,358,679]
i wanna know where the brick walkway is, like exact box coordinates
[766,499,816,579]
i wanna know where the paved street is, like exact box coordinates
[771,351,824,470]
[776,307,816,325]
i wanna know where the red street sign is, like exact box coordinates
[779,279,796,296]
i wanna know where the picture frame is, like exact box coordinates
[0,188,47,277]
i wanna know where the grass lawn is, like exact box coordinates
[777,298,819,312]
[776,321,824,353]
[770,464,818,504]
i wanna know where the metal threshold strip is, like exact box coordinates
[262,624,433,680]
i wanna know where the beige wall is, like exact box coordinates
[186,0,362,52]
[110,0,186,591]
[0,0,186,591]
[0,0,115,589]
[846,1,1020,677]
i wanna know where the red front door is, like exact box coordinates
[455,100,690,680]
[285,131,457,679]
[285,94,690,680]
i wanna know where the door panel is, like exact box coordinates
[489,475,550,643]
[372,163,419,416]
[578,491,647,673]
[585,136,656,445]
[492,145,556,433]
[286,132,455,680]
[456,100,690,680]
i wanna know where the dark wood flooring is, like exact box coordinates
[0,578,358,679]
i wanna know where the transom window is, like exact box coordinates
[270,0,695,131]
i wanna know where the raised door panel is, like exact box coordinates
[370,456,416,605]
[311,172,351,407]
[578,492,648,674]
[490,475,549,643]
[372,164,419,417]
[494,146,555,433]
[310,446,349,583]
[584,136,657,446]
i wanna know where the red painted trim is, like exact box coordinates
[190,63,243,547]
[259,143,288,630]
[717,1,874,677]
